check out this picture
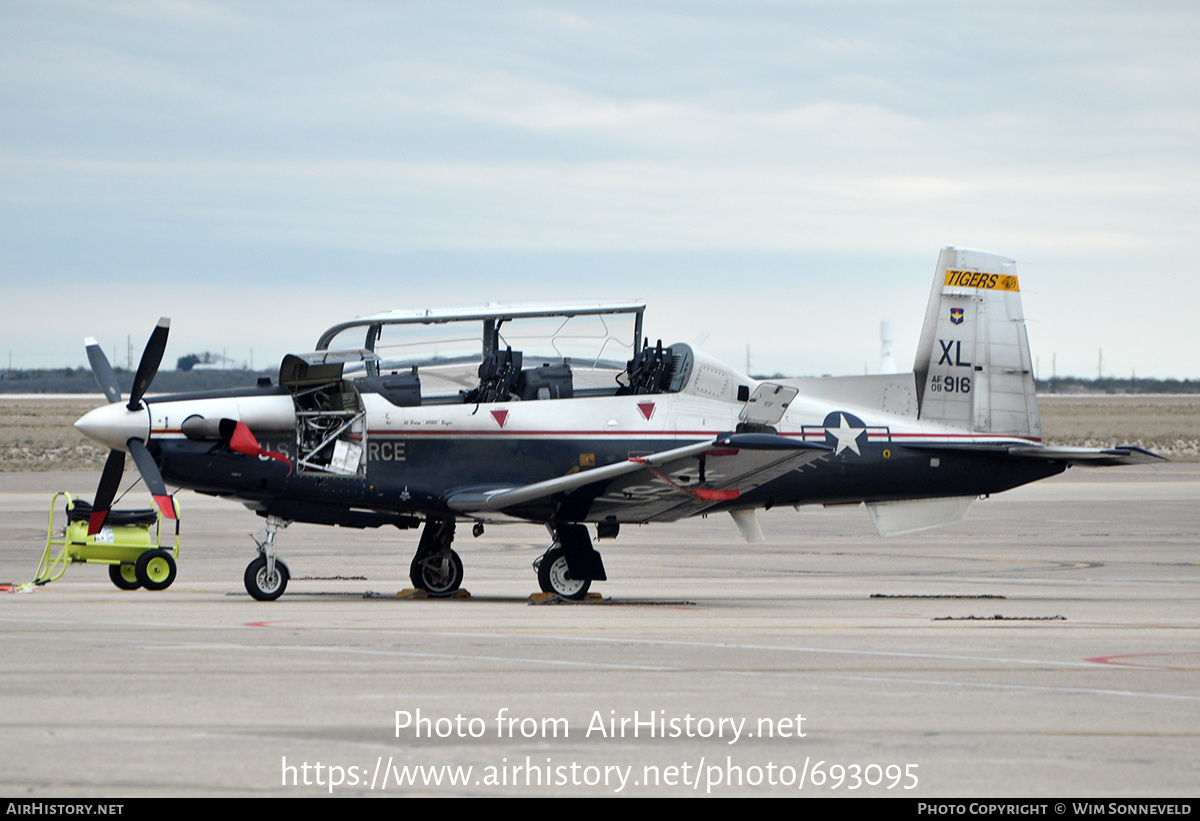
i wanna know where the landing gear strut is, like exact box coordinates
[534,523,606,601]
[409,517,463,597]
[245,515,291,601]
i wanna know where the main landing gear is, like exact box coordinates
[245,515,291,601]
[409,517,464,597]
[533,523,606,601]
[405,518,607,601]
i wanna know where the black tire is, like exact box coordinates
[409,550,463,597]
[109,562,141,590]
[135,549,176,591]
[244,555,288,601]
[536,546,590,600]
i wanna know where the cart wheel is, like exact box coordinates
[109,563,142,590]
[136,549,177,591]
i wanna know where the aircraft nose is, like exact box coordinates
[74,402,151,451]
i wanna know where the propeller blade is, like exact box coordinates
[88,449,126,535]
[127,438,176,520]
[84,338,122,405]
[127,317,170,411]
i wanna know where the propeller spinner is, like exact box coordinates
[76,318,176,535]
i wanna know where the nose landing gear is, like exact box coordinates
[245,515,291,601]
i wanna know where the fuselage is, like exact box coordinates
[76,359,1062,529]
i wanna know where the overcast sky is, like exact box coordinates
[2,1,1197,379]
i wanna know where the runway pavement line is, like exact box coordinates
[0,613,1173,671]
[7,628,1197,703]
[1086,652,1200,671]
[5,615,1199,703]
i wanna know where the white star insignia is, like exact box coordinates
[828,413,865,456]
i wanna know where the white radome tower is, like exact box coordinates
[879,320,896,374]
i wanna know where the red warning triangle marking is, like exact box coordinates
[637,402,655,420]
[490,409,508,428]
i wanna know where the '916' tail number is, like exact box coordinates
[931,375,971,394]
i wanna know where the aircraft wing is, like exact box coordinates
[446,433,831,522]
[901,442,1165,466]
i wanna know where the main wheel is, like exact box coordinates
[109,562,142,590]
[537,546,590,600]
[135,549,177,591]
[409,550,463,597]
[244,555,288,601]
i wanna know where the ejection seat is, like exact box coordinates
[463,347,523,403]
[620,339,674,395]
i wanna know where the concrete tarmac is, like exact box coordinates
[1,465,1198,797]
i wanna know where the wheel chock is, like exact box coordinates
[397,588,471,599]
[529,591,604,604]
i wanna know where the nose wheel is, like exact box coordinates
[244,515,291,601]
[245,554,289,601]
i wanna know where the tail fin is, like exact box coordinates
[912,247,1041,439]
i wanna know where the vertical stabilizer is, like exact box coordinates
[912,248,1040,439]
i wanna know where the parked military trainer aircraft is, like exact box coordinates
[74,247,1159,600]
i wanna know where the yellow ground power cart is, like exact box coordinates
[32,492,181,590]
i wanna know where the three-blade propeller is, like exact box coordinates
[83,318,176,535]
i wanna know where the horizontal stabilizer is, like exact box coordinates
[901,442,1166,466]
[1005,444,1166,466]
